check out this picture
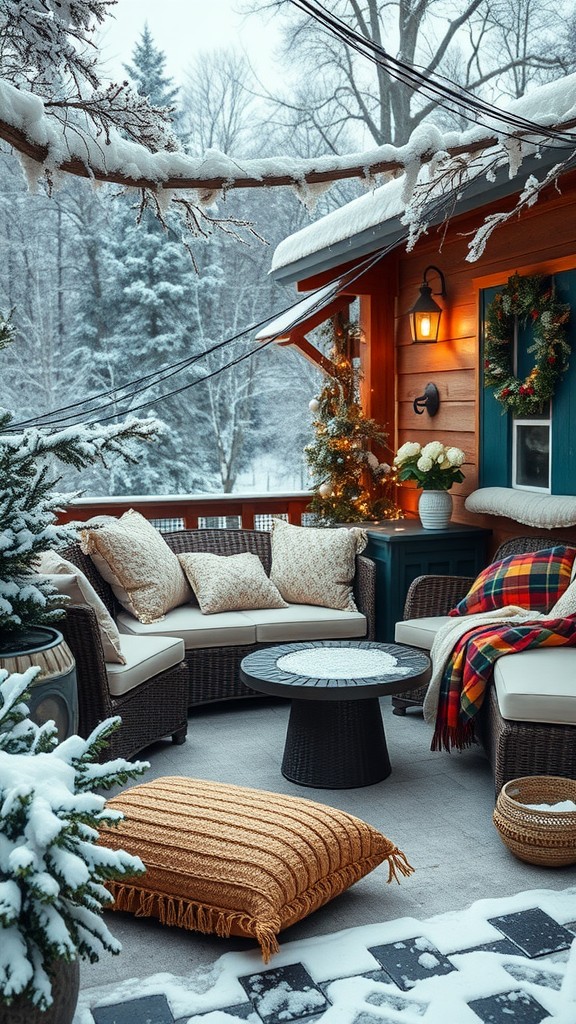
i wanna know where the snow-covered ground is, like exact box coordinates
[74,886,576,1024]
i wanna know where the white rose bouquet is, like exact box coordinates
[393,440,465,490]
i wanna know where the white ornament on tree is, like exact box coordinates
[319,482,332,497]
[308,398,320,413]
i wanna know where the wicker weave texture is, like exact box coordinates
[394,535,576,793]
[64,528,376,710]
[59,604,188,760]
[493,775,576,866]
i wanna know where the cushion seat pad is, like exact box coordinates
[117,605,367,649]
[243,604,366,642]
[494,648,576,725]
[107,635,185,696]
[98,776,412,963]
[395,616,451,651]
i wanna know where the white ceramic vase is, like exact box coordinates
[418,489,452,530]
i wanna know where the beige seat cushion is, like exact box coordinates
[178,551,287,614]
[243,604,367,642]
[106,635,185,696]
[97,776,413,963]
[493,648,576,725]
[116,605,257,649]
[270,518,367,611]
[394,616,451,650]
[36,550,125,664]
[80,509,192,624]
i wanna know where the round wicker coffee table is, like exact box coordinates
[239,640,430,789]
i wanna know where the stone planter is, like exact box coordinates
[418,489,453,530]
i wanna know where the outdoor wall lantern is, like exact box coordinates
[408,265,447,343]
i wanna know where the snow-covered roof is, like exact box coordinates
[271,73,576,284]
[255,280,346,340]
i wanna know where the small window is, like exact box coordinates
[512,417,551,492]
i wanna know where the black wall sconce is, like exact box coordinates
[413,382,440,416]
[408,265,447,343]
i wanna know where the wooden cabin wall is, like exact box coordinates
[392,168,576,554]
[297,169,576,553]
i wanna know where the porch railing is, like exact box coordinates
[55,492,313,531]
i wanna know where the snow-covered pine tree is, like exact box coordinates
[124,24,179,111]
[305,314,401,526]
[0,667,147,1011]
[0,305,162,634]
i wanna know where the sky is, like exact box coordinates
[97,0,281,87]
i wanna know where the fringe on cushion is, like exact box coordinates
[385,846,415,884]
[110,883,280,963]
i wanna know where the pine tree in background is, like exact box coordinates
[305,314,401,526]
[124,24,179,110]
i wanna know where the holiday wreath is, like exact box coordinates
[484,273,571,416]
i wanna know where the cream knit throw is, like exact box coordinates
[422,606,544,726]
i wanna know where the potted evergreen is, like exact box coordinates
[0,666,147,1022]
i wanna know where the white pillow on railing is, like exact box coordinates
[36,551,126,664]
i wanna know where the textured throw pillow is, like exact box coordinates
[97,776,413,962]
[80,509,192,624]
[36,550,125,664]
[450,545,576,617]
[178,551,288,614]
[269,518,367,611]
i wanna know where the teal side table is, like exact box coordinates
[365,520,491,642]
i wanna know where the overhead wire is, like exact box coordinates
[288,0,576,148]
[6,245,390,430]
[8,0,572,432]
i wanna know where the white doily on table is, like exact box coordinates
[276,648,411,679]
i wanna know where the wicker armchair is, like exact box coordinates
[63,528,377,710]
[59,603,189,761]
[392,535,576,791]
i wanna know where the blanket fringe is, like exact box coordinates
[431,720,476,753]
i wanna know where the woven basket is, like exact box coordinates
[493,776,576,867]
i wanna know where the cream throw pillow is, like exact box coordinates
[36,550,125,664]
[178,552,288,614]
[80,509,192,624]
[269,518,367,611]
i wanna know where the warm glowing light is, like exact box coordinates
[419,315,431,338]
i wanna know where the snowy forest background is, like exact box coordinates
[2,0,576,497]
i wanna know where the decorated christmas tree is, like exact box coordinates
[305,314,401,526]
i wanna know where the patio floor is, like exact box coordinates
[81,695,575,993]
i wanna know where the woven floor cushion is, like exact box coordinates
[98,776,413,961]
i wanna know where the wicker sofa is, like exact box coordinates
[61,526,376,720]
[392,535,576,792]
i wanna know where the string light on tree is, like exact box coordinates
[305,313,401,526]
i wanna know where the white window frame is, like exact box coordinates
[512,415,551,493]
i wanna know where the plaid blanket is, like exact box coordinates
[432,616,576,752]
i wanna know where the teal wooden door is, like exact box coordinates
[480,271,576,493]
